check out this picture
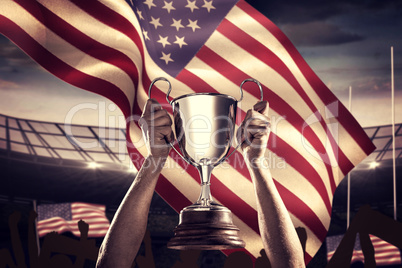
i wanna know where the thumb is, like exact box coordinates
[253,101,269,117]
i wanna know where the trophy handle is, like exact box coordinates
[147,77,190,164]
[215,78,264,166]
[148,77,173,104]
[239,78,263,102]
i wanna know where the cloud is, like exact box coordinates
[350,77,391,93]
[0,79,20,90]
[318,64,401,77]
[280,21,364,47]
[315,63,402,94]
[0,39,38,69]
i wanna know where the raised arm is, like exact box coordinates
[237,101,305,268]
[96,99,173,268]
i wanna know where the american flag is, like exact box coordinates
[0,0,375,263]
[327,234,402,266]
[37,202,110,238]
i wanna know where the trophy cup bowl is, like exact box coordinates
[148,78,263,250]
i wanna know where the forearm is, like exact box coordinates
[96,156,165,268]
[247,159,305,268]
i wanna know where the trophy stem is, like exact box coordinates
[196,162,214,206]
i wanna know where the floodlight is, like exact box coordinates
[88,162,101,169]
[369,161,380,169]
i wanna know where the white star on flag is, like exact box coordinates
[157,35,171,48]
[185,0,199,12]
[202,0,215,12]
[187,19,200,32]
[174,36,187,48]
[149,16,162,29]
[160,51,174,64]
[142,29,150,40]
[136,8,144,20]
[171,18,184,31]
[162,1,175,13]
[143,0,156,9]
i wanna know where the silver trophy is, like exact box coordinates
[148,77,263,250]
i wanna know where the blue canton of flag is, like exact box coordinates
[126,0,239,77]
[38,203,72,221]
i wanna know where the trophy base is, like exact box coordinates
[167,203,246,250]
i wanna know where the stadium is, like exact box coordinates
[0,113,400,267]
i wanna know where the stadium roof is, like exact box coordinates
[1,113,401,167]
[0,113,401,212]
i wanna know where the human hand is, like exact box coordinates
[139,99,174,159]
[236,101,270,163]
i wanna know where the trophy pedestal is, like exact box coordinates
[167,204,245,250]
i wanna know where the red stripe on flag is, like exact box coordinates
[274,181,328,242]
[177,69,218,94]
[236,0,375,164]
[0,16,132,119]
[216,18,338,193]
[196,46,333,214]
[126,136,193,212]
[210,174,260,233]
[70,0,145,57]
[15,0,140,91]
[269,133,332,214]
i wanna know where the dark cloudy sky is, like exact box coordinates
[0,0,401,127]
[251,0,402,127]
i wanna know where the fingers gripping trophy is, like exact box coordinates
[148,77,263,250]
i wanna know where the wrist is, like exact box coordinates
[243,149,265,165]
[144,155,168,173]
[245,155,269,170]
[245,157,275,188]
[247,159,268,171]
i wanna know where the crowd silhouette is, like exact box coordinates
[1,205,401,267]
